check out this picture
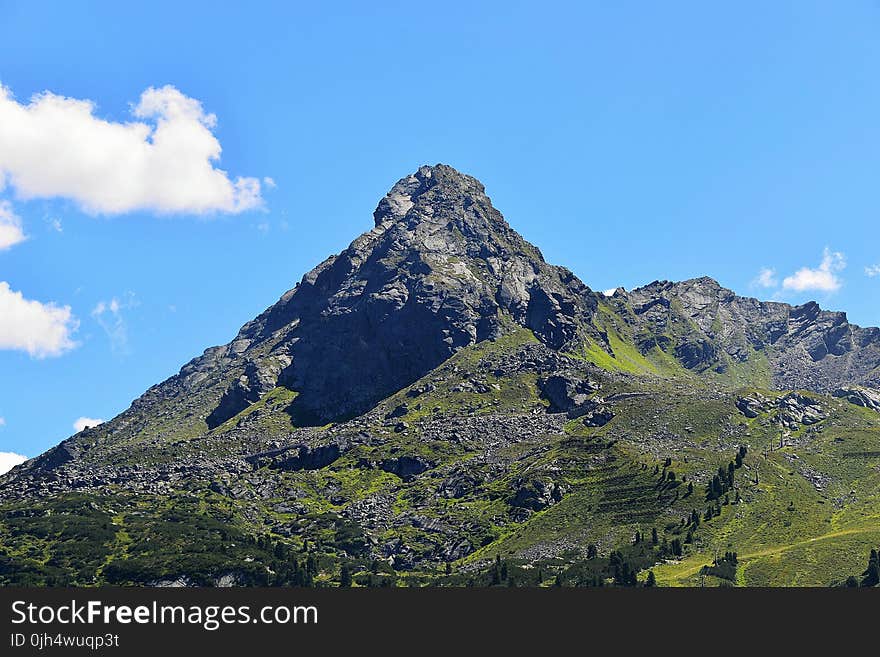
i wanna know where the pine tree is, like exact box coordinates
[712,474,723,498]
[862,550,880,587]
[651,527,659,545]
[645,571,657,587]
[671,538,683,557]
[340,565,352,587]
[861,562,879,587]
[587,543,598,559]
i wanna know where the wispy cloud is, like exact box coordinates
[781,248,846,293]
[0,200,26,250]
[92,292,137,354]
[752,267,778,289]
[866,264,880,278]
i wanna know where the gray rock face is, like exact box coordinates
[581,407,615,427]
[735,392,827,429]
[271,443,343,472]
[379,456,433,480]
[510,478,564,512]
[736,394,766,418]
[833,386,880,413]
[226,164,601,424]
[537,374,599,415]
[619,277,880,391]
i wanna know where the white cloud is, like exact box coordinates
[92,292,137,354]
[0,200,26,250]
[0,84,263,215]
[866,264,880,278]
[0,416,5,426]
[49,217,62,233]
[0,451,27,476]
[753,267,778,288]
[782,248,846,293]
[73,417,104,433]
[0,281,78,357]
[263,176,276,189]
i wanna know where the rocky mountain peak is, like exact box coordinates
[369,163,528,266]
[373,164,488,226]
[188,165,600,426]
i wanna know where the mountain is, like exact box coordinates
[2,164,879,588]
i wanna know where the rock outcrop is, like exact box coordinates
[833,386,880,413]
[616,277,880,391]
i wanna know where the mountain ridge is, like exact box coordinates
[1,164,879,588]
[5,163,878,488]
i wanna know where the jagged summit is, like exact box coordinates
[616,276,880,390]
[169,165,601,426]
[373,164,493,226]
[369,164,537,264]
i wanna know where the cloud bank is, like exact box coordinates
[0,452,27,476]
[0,84,262,215]
[782,248,846,293]
[0,281,78,357]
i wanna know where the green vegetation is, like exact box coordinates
[2,320,879,588]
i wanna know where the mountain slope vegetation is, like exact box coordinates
[2,165,879,587]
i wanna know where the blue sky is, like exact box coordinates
[0,1,878,465]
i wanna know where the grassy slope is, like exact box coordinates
[1,317,879,587]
